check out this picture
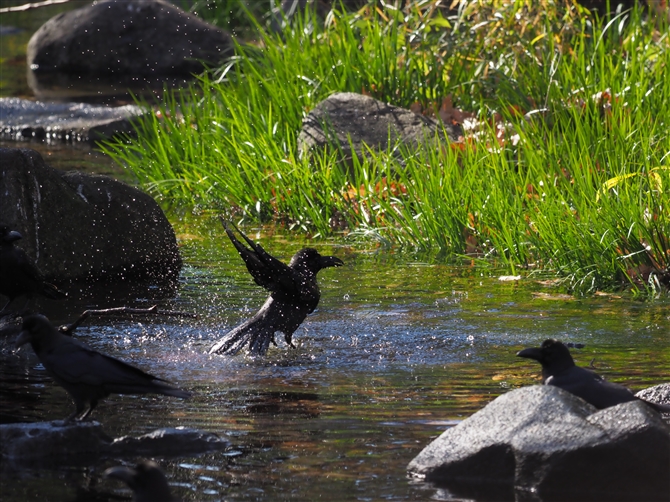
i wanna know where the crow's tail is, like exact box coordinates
[209,320,274,356]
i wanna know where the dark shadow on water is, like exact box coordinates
[426,479,516,502]
[0,359,46,424]
[1,275,180,327]
[240,390,320,418]
[421,477,670,502]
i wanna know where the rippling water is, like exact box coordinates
[1,221,669,501]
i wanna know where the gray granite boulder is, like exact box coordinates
[298,92,461,164]
[408,385,670,501]
[0,98,144,143]
[0,422,228,467]
[27,0,234,76]
[0,147,181,292]
[636,383,670,407]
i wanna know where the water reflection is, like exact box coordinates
[26,70,191,105]
[1,224,669,501]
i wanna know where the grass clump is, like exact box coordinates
[101,0,670,294]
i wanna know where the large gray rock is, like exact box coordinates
[0,98,143,143]
[0,422,228,467]
[408,385,670,501]
[636,383,670,407]
[0,147,181,290]
[298,92,462,163]
[27,0,234,76]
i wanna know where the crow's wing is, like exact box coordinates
[13,247,65,299]
[222,219,300,296]
[17,251,46,284]
[548,366,637,409]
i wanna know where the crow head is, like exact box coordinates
[517,338,576,376]
[15,314,54,350]
[289,248,343,275]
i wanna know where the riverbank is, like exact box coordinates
[100,1,669,295]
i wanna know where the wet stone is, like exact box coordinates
[408,385,670,501]
[0,422,229,468]
[109,427,230,457]
[0,147,181,289]
[0,421,112,467]
[0,97,144,144]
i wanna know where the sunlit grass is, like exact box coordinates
[101,0,670,295]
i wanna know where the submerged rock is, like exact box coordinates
[0,421,112,466]
[0,422,229,468]
[109,427,229,457]
[408,385,670,501]
[0,97,143,143]
[0,147,181,292]
[27,0,234,77]
[298,92,461,166]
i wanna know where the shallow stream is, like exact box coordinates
[1,218,669,501]
[1,3,669,499]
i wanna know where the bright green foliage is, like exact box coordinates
[101,1,670,294]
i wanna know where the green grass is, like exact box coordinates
[101,0,670,295]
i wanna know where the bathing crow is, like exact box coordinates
[15,314,191,421]
[209,220,343,356]
[0,226,66,310]
[105,460,178,502]
[517,338,670,412]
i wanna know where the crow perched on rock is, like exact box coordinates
[0,225,66,311]
[105,460,178,502]
[15,314,191,421]
[517,338,670,412]
[209,221,343,356]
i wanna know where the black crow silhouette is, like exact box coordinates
[15,314,191,421]
[209,221,343,356]
[0,225,66,311]
[105,460,178,502]
[517,338,670,412]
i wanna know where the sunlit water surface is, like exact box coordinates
[1,222,669,501]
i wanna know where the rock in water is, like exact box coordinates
[27,0,233,76]
[408,385,670,501]
[0,147,181,291]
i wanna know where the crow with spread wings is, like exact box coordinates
[209,220,343,356]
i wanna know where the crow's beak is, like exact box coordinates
[320,256,344,268]
[6,230,23,242]
[516,347,542,361]
[15,330,32,349]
